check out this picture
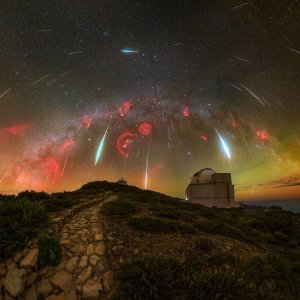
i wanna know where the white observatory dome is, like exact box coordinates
[191,168,216,183]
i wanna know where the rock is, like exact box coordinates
[103,270,113,291]
[26,272,37,287]
[65,257,78,273]
[50,271,73,293]
[60,239,70,246]
[89,255,99,266]
[94,233,103,241]
[22,248,30,258]
[134,249,139,255]
[14,252,23,264]
[82,282,102,300]
[78,256,88,269]
[46,290,77,300]
[4,267,27,297]
[86,244,94,256]
[20,249,39,268]
[94,242,105,256]
[72,244,85,254]
[45,267,56,278]
[78,266,92,283]
[39,267,49,276]
[37,279,52,298]
[24,285,37,300]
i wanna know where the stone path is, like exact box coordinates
[0,194,116,300]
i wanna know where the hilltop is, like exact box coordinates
[0,181,299,299]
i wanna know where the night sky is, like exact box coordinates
[0,1,299,200]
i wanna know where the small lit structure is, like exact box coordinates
[116,177,127,185]
[185,168,238,208]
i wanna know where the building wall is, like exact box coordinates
[185,172,238,208]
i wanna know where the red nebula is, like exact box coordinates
[116,131,137,158]
[81,115,93,128]
[256,130,269,141]
[231,120,237,128]
[42,157,61,178]
[14,155,61,189]
[138,122,152,136]
[60,139,76,153]
[200,135,208,141]
[183,106,190,117]
[118,100,132,117]
[0,123,31,140]
[149,163,165,176]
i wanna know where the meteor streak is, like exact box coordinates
[31,74,52,86]
[215,128,231,160]
[287,47,300,54]
[95,122,110,165]
[232,2,249,10]
[120,48,139,54]
[240,84,265,106]
[0,88,11,99]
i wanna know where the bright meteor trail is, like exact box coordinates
[215,128,231,160]
[120,48,139,54]
[95,122,110,165]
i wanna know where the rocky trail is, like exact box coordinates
[0,192,116,300]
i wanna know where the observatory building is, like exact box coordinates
[185,168,238,208]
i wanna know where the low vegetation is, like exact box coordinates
[0,199,50,258]
[0,190,79,259]
[38,235,62,267]
[114,253,298,299]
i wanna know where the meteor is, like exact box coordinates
[95,122,110,165]
[215,128,231,160]
[232,2,249,10]
[31,74,52,86]
[0,88,11,99]
[120,48,139,54]
[240,83,265,106]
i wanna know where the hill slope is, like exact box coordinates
[0,181,299,299]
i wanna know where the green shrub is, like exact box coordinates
[114,256,184,299]
[38,235,62,267]
[102,200,138,215]
[208,251,239,266]
[44,194,79,212]
[195,238,214,253]
[188,267,254,299]
[129,216,179,232]
[0,199,49,258]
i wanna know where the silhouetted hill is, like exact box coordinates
[0,181,299,299]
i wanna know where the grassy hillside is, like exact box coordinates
[0,181,299,299]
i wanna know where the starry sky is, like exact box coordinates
[0,1,299,201]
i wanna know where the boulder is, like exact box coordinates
[50,271,73,292]
[20,249,39,268]
[24,284,37,300]
[65,257,78,273]
[4,267,27,297]
[37,279,52,297]
[82,282,102,300]
[26,271,37,287]
[103,270,113,291]
[94,242,105,256]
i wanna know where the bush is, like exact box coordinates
[195,238,214,253]
[44,193,79,212]
[129,216,179,232]
[0,199,49,258]
[188,267,253,299]
[38,235,62,267]
[114,256,184,299]
[102,200,138,215]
